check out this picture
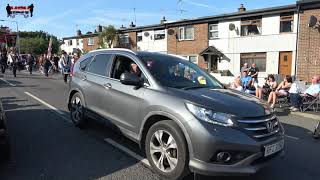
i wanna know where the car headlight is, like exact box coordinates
[186,103,234,127]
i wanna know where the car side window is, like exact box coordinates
[80,57,93,71]
[87,54,112,76]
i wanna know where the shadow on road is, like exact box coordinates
[0,100,153,180]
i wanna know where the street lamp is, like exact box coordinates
[0,19,20,55]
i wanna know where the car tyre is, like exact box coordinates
[313,121,320,139]
[145,120,189,180]
[70,92,87,128]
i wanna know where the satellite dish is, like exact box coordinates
[144,32,150,37]
[308,15,318,27]
[168,29,175,35]
[229,23,236,31]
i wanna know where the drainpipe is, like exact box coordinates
[294,4,301,81]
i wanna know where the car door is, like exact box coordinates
[104,54,147,133]
[81,53,114,117]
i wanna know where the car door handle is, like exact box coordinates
[81,75,87,81]
[103,83,112,89]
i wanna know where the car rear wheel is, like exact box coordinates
[145,120,189,180]
[70,93,86,128]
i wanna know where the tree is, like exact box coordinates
[98,25,117,48]
[19,31,61,55]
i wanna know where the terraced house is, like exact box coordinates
[118,4,299,83]
[61,0,320,82]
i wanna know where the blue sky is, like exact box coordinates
[0,0,296,38]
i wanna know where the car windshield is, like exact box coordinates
[138,53,223,89]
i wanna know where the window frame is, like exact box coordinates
[240,52,266,72]
[240,18,262,36]
[119,34,129,44]
[88,37,95,46]
[68,40,73,46]
[280,14,294,33]
[209,24,219,39]
[137,32,143,42]
[154,29,166,40]
[182,55,198,64]
[86,54,114,77]
[178,26,194,41]
[80,56,94,71]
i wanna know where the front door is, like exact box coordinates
[279,52,292,77]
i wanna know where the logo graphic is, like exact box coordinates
[6,4,34,18]
[266,121,274,133]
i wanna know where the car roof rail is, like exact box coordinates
[90,48,137,55]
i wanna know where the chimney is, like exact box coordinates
[76,30,82,36]
[120,25,126,30]
[238,4,246,12]
[96,25,103,33]
[160,16,167,24]
[129,22,136,28]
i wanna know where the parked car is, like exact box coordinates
[68,49,285,180]
[0,99,9,160]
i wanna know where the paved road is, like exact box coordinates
[0,71,319,180]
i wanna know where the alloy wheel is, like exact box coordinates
[150,130,178,173]
[71,97,83,123]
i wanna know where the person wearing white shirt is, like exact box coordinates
[289,75,320,112]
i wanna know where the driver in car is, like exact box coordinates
[130,62,141,77]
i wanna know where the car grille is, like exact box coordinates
[237,115,280,140]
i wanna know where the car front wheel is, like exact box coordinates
[70,93,86,128]
[145,120,189,180]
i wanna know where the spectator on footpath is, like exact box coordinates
[248,63,259,86]
[240,63,249,76]
[256,74,277,99]
[26,53,34,74]
[241,70,255,94]
[289,75,320,112]
[230,75,243,91]
[268,75,292,109]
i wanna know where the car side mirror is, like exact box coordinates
[120,72,143,87]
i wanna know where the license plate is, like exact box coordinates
[264,140,284,157]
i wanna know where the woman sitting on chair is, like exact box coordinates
[256,74,277,99]
[268,75,292,108]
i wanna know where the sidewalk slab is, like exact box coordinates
[291,111,320,121]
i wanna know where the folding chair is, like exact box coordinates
[277,95,290,108]
[300,94,320,112]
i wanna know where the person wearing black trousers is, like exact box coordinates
[0,51,7,74]
[26,54,34,74]
[7,47,18,77]
[43,55,52,77]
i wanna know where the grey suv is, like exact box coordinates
[68,49,284,179]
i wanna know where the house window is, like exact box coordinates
[209,24,219,39]
[241,18,262,36]
[76,39,80,46]
[137,32,142,42]
[154,30,166,40]
[88,38,94,46]
[178,26,194,40]
[68,40,73,46]
[280,14,294,33]
[240,53,266,72]
[119,34,129,44]
[182,55,198,64]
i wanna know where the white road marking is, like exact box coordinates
[0,78,16,87]
[24,91,71,123]
[285,134,300,140]
[104,138,150,167]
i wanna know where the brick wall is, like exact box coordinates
[297,9,320,81]
[167,23,209,69]
[83,36,99,52]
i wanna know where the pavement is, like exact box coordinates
[0,70,319,180]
